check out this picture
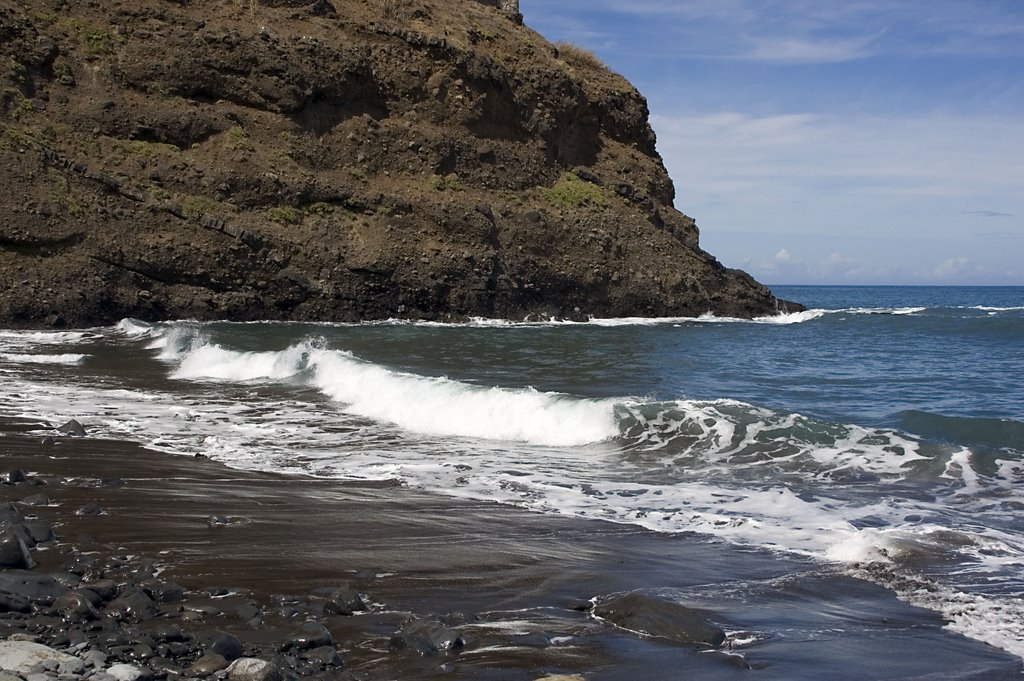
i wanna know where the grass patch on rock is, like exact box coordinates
[543,172,607,210]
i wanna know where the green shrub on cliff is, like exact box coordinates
[543,172,608,210]
[267,205,303,225]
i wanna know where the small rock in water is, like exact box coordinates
[390,618,464,656]
[302,645,343,668]
[40,435,55,446]
[4,469,27,484]
[19,493,49,507]
[56,419,88,436]
[76,502,104,516]
[592,591,726,647]
[283,621,333,651]
[323,584,366,616]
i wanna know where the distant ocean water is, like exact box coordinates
[1,285,1022,661]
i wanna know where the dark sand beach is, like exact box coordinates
[1,418,1020,680]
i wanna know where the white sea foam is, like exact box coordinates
[116,318,156,337]
[849,562,1024,659]
[0,330,90,344]
[970,306,1024,312]
[0,352,87,365]
[172,343,311,382]
[309,348,619,446]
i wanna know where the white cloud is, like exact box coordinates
[743,34,881,63]
[651,111,1024,238]
[553,0,1024,60]
[931,257,972,279]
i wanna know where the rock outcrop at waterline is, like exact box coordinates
[0,0,799,326]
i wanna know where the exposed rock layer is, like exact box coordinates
[0,0,799,326]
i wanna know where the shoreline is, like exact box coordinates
[1,418,1021,680]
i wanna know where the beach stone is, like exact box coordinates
[54,591,100,620]
[0,671,22,681]
[73,587,104,608]
[152,581,185,603]
[5,468,28,484]
[283,621,333,651]
[534,676,586,681]
[82,578,118,601]
[58,656,86,675]
[227,658,283,681]
[19,493,50,506]
[105,588,158,621]
[0,570,68,605]
[56,419,87,436]
[188,652,229,675]
[0,590,30,613]
[390,618,464,655]
[592,592,726,647]
[206,631,243,661]
[65,555,101,577]
[0,501,24,525]
[106,663,152,681]
[302,645,343,668]
[0,641,78,673]
[323,585,365,616]
[6,523,37,548]
[82,649,108,667]
[76,502,104,516]
[40,436,55,446]
[22,520,55,543]
[150,623,188,643]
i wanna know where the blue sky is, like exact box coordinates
[520,1,1024,285]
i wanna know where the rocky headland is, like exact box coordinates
[0,0,799,327]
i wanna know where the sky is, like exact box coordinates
[520,1,1024,285]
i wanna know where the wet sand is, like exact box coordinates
[1,418,1020,680]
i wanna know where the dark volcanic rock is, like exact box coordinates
[105,588,159,621]
[0,0,800,328]
[206,630,244,661]
[54,591,100,620]
[283,621,333,651]
[323,584,366,616]
[0,532,34,569]
[56,419,88,437]
[0,571,68,606]
[390,618,465,656]
[592,592,726,647]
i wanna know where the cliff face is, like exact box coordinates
[0,0,798,326]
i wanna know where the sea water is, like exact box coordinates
[0,285,1021,661]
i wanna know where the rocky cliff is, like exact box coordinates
[0,0,799,326]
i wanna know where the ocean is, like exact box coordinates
[1,285,1022,672]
